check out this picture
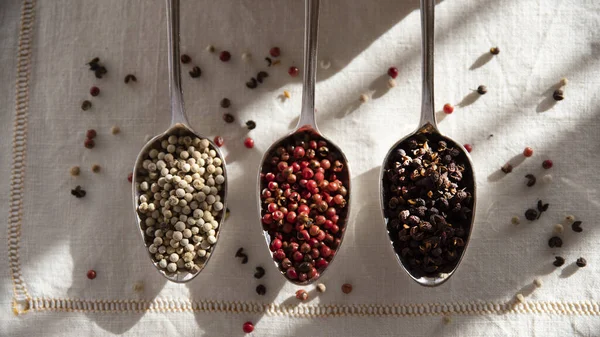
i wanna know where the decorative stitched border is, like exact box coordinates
[6,0,600,319]
[26,297,600,316]
[8,0,36,315]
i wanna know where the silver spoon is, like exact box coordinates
[256,0,351,285]
[132,0,228,283]
[379,0,476,287]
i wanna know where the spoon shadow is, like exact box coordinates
[469,52,494,71]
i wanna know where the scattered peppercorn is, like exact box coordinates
[219,51,231,62]
[124,74,137,83]
[111,125,120,134]
[533,279,542,288]
[242,322,254,333]
[180,54,191,64]
[87,269,96,279]
[525,174,536,187]
[214,136,224,147]
[560,77,568,86]
[316,283,326,293]
[523,147,533,157]
[91,164,101,173]
[553,224,564,234]
[525,209,538,221]
[86,129,97,139]
[223,113,235,123]
[576,257,587,267]
[388,78,397,88]
[490,47,500,55]
[270,47,281,57]
[548,236,563,248]
[443,103,454,114]
[70,166,80,176]
[542,174,552,183]
[241,52,251,61]
[244,137,254,149]
[127,172,133,183]
[235,248,249,264]
[511,216,520,225]
[542,160,553,169]
[81,100,92,111]
[283,90,291,99]
[341,283,353,294]
[246,120,256,130]
[84,138,95,149]
[71,185,86,198]
[256,284,266,295]
[501,163,513,173]
[516,293,525,303]
[220,98,231,108]
[476,85,487,95]
[206,45,215,53]
[565,215,575,222]
[463,144,472,153]
[87,57,100,66]
[246,78,258,89]
[288,66,299,77]
[553,256,565,267]
[571,221,583,233]
[90,86,100,96]
[553,89,564,101]
[295,289,308,301]
[265,57,272,67]
[93,66,108,79]
[359,94,369,103]
[254,266,266,279]
[256,71,269,83]
[387,67,399,79]
[189,66,201,78]
[536,199,549,218]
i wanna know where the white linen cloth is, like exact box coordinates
[2,0,600,335]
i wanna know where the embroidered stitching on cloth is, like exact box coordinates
[8,0,36,316]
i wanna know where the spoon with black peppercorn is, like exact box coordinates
[257,0,351,285]
[379,0,476,287]
[132,0,228,283]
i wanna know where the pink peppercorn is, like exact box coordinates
[542,159,553,169]
[127,172,133,183]
[84,138,95,149]
[244,137,254,148]
[90,86,100,97]
[242,322,254,333]
[288,66,299,77]
[387,67,399,79]
[219,51,231,62]
[269,47,281,57]
[214,136,224,147]
[86,129,97,139]
[87,270,97,279]
[443,103,454,114]
[523,147,534,157]
[464,144,472,153]
[286,268,298,279]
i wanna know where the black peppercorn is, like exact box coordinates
[257,71,269,83]
[71,185,86,198]
[246,120,256,130]
[220,98,231,108]
[490,47,500,55]
[553,89,564,101]
[553,256,565,267]
[525,174,536,187]
[81,100,92,111]
[525,209,538,221]
[256,284,266,295]
[189,66,201,78]
[223,113,235,123]
[254,266,266,279]
[180,54,191,64]
[571,221,583,233]
[476,85,487,95]
[576,257,587,267]
[501,163,513,174]
[548,236,563,248]
[124,74,137,83]
[246,78,258,89]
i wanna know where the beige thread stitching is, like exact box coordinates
[26,297,600,317]
[8,0,36,315]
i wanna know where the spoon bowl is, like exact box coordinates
[379,0,476,287]
[256,0,351,285]
[132,0,228,283]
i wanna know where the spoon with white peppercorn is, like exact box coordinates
[256,0,351,285]
[132,0,228,283]
[379,0,476,287]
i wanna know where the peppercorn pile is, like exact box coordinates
[382,135,474,276]
[260,131,349,282]
[136,135,225,274]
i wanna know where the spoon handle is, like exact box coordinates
[418,0,437,130]
[166,0,190,127]
[296,0,320,131]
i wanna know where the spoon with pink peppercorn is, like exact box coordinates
[132,0,228,283]
[379,0,476,287]
[257,0,351,285]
